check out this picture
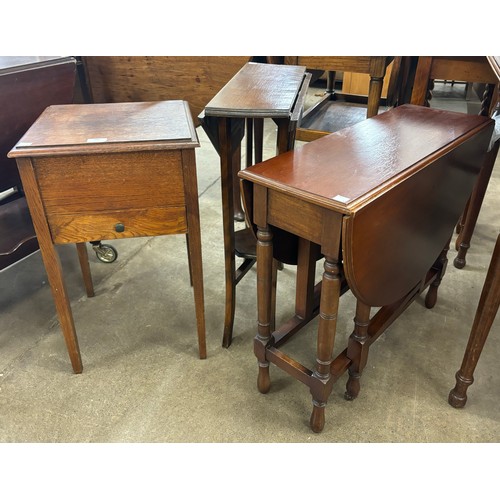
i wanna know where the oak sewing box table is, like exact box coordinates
[9,100,206,373]
[239,104,493,432]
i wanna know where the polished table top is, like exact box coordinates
[240,104,492,214]
[9,101,199,157]
[203,62,307,118]
[241,104,494,307]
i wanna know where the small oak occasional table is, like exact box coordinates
[199,62,311,348]
[9,100,206,373]
[239,104,493,432]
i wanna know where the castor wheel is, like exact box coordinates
[91,242,118,263]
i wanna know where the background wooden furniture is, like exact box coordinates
[0,56,76,272]
[284,56,393,141]
[82,56,251,125]
[410,56,499,114]
[448,233,499,408]
[341,61,394,98]
[240,105,493,432]
[410,56,500,270]
[9,100,206,373]
[199,62,310,348]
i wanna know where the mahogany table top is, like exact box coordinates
[239,104,493,214]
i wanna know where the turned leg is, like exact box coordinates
[309,255,341,433]
[454,141,499,269]
[449,234,500,408]
[255,222,274,394]
[345,301,371,401]
[425,237,451,309]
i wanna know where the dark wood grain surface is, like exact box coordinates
[241,102,494,432]
[343,123,493,306]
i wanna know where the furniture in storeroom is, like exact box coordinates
[8,100,206,373]
[239,104,493,432]
[199,62,311,348]
[0,56,77,273]
[410,56,500,270]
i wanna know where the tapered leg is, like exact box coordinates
[345,301,371,401]
[309,255,341,433]
[76,243,95,298]
[182,149,207,359]
[186,229,207,359]
[185,234,193,287]
[41,244,83,373]
[449,234,500,408]
[17,157,82,373]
